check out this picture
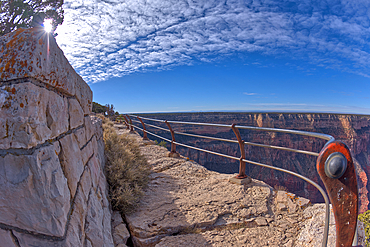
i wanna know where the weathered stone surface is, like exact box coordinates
[64,186,88,247]
[112,211,130,246]
[296,204,336,246]
[85,115,95,142]
[69,98,84,129]
[81,137,95,166]
[0,82,68,149]
[74,127,87,149]
[0,28,92,114]
[296,197,311,208]
[85,187,114,247]
[296,204,366,247]
[59,133,84,198]
[13,231,64,247]
[0,142,70,236]
[124,130,274,246]
[75,79,93,115]
[0,29,112,247]
[155,226,286,247]
[0,229,18,247]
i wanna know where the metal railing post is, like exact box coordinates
[231,124,248,179]
[122,115,130,130]
[137,116,149,140]
[316,141,359,247]
[126,115,134,132]
[165,120,178,155]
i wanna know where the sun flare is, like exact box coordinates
[43,19,53,33]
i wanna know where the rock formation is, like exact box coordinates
[136,112,370,213]
[0,28,116,246]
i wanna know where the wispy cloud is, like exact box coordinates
[243,92,258,96]
[56,0,370,83]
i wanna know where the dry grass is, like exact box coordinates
[102,117,151,215]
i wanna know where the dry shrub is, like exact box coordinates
[274,184,287,192]
[103,117,151,214]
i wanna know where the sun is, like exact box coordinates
[43,19,53,33]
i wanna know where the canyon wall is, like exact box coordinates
[137,112,370,213]
[0,28,115,246]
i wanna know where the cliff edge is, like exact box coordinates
[116,125,365,247]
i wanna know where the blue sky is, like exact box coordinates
[55,0,370,114]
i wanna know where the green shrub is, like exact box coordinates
[359,210,370,247]
[103,117,151,214]
[154,140,168,148]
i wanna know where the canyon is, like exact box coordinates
[134,112,370,213]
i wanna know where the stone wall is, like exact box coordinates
[0,28,114,246]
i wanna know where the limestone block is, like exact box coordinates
[85,115,95,142]
[75,80,93,115]
[113,224,130,246]
[112,211,130,246]
[0,28,92,109]
[85,188,114,247]
[80,165,92,200]
[0,82,68,149]
[69,98,84,129]
[88,154,102,189]
[59,133,84,198]
[102,207,115,246]
[13,231,64,247]
[64,188,88,247]
[0,142,70,236]
[74,127,87,149]
[81,137,94,166]
[0,229,18,247]
[296,197,311,208]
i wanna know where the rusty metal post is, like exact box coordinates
[122,115,130,129]
[231,124,248,179]
[316,141,358,247]
[137,116,149,140]
[165,120,178,155]
[126,115,134,132]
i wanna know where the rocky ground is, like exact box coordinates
[113,124,364,247]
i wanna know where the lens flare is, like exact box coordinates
[44,19,53,33]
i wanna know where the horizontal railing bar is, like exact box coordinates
[168,120,232,128]
[173,131,319,156]
[132,119,141,124]
[132,115,334,141]
[143,129,172,143]
[145,123,171,132]
[129,115,165,123]
[235,125,334,141]
[173,131,239,144]
[173,141,240,161]
[244,141,319,156]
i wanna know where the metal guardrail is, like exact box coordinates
[119,114,360,247]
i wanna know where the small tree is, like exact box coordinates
[0,0,64,36]
[92,102,107,114]
[106,104,115,117]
